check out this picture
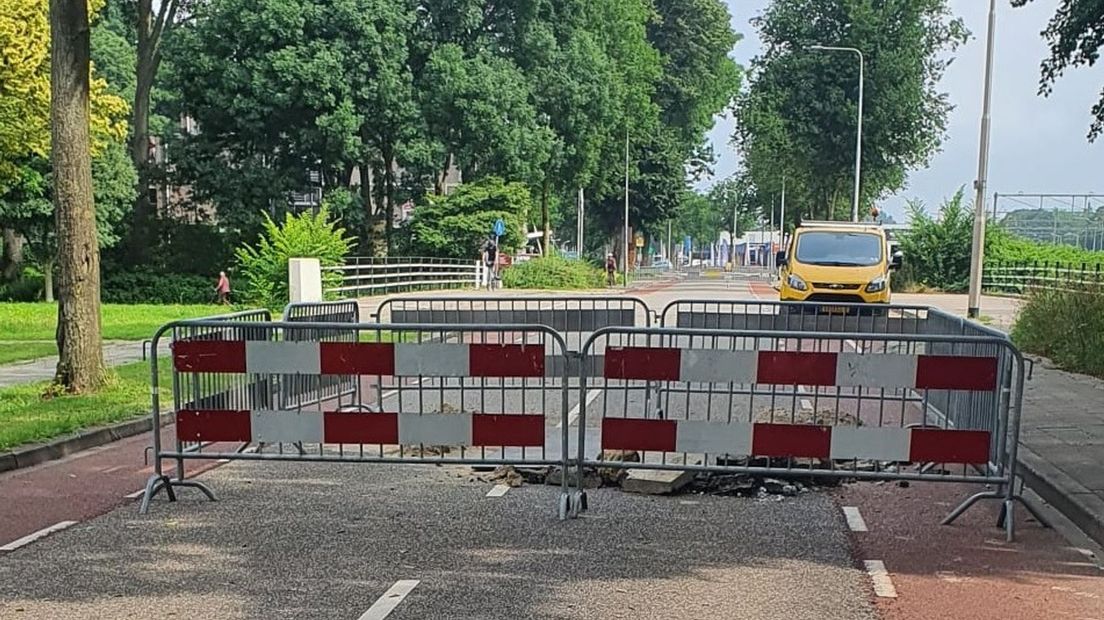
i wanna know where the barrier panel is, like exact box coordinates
[660,299,931,334]
[571,326,1039,541]
[282,300,360,408]
[374,295,652,380]
[140,320,575,517]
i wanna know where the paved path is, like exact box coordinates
[0,341,167,389]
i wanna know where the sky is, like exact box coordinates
[704,0,1104,219]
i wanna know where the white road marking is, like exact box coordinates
[124,489,145,499]
[100,465,125,474]
[0,521,78,552]
[560,388,601,427]
[842,506,869,532]
[864,560,898,598]
[796,385,814,410]
[358,579,420,620]
[486,484,511,497]
[381,378,425,401]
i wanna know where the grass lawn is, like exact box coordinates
[0,361,171,452]
[0,302,238,342]
[0,342,57,365]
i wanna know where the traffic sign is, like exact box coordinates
[492,219,506,237]
[634,234,645,248]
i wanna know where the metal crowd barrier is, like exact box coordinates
[660,299,931,334]
[570,326,1039,541]
[140,320,575,518]
[374,296,653,380]
[282,300,361,408]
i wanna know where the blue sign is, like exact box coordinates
[683,235,692,255]
[492,219,506,237]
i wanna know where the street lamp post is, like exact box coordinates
[967,0,998,319]
[809,45,864,222]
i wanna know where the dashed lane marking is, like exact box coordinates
[486,484,511,497]
[358,579,420,620]
[0,521,78,552]
[561,389,601,427]
[864,560,898,598]
[842,506,868,532]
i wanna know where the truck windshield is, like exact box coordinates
[795,231,883,267]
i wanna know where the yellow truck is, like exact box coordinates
[777,221,903,306]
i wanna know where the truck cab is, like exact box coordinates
[777,221,902,305]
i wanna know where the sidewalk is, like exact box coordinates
[0,341,166,389]
[1017,359,1104,545]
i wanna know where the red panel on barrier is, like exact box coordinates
[319,342,395,375]
[176,409,251,442]
[601,418,677,452]
[471,414,545,447]
[172,340,246,373]
[469,344,544,378]
[323,412,399,444]
[604,347,681,381]
[915,355,998,391]
[752,423,832,458]
[756,351,837,386]
[909,428,990,464]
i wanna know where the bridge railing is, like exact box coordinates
[326,256,483,297]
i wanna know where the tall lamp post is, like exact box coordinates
[809,45,864,222]
[968,0,998,319]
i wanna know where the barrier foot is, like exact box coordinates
[941,490,1000,526]
[137,475,217,515]
[996,494,1051,540]
[558,494,570,521]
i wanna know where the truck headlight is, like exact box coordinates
[866,276,887,293]
[787,274,808,291]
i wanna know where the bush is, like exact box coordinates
[896,189,973,292]
[401,177,531,260]
[0,268,45,302]
[1011,286,1104,378]
[234,208,356,309]
[986,226,1104,266]
[501,256,608,290]
[101,269,214,304]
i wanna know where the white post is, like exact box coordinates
[577,188,585,258]
[289,258,323,302]
[475,261,484,288]
[968,0,998,319]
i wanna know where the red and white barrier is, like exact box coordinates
[172,340,545,377]
[600,418,991,464]
[176,410,545,447]
[604,347,998,391]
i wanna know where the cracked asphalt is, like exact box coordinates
[0,459,874,619]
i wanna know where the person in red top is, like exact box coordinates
[215,271,231,304]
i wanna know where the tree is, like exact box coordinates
[401,177,532,260]
[897,188,973,291]
[166,0,415,246]
[1012,0,1104,141]
[51,0,104,391]
[734,0,968,222]
[124,0,184,261]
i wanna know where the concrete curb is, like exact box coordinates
[0,415,159,475]
[1018,443,1104,547]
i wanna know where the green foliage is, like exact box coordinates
[234,209,356,309]
[1012,0,1104,141]
[403,178,531,260]
[0,267,45,301]
[0,302,231,341]
[501,255,607,290]
[101,269,214,304]
[1012,287,1104,378]
[734,0,968,222]
[987,224,1104,265]
[896,189,973,292]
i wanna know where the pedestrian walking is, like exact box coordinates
[215,271,231,304]
[606,253,617,287]
[481,236,499,289]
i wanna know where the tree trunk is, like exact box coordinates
[382,144,395,255]
[51,0,105,392]
[435,152,452,195]
[124,0,156,261]
[43,258,54,302]
[541,177,550,255]
[1,228,26,281]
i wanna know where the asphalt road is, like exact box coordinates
[0,461,874,620]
